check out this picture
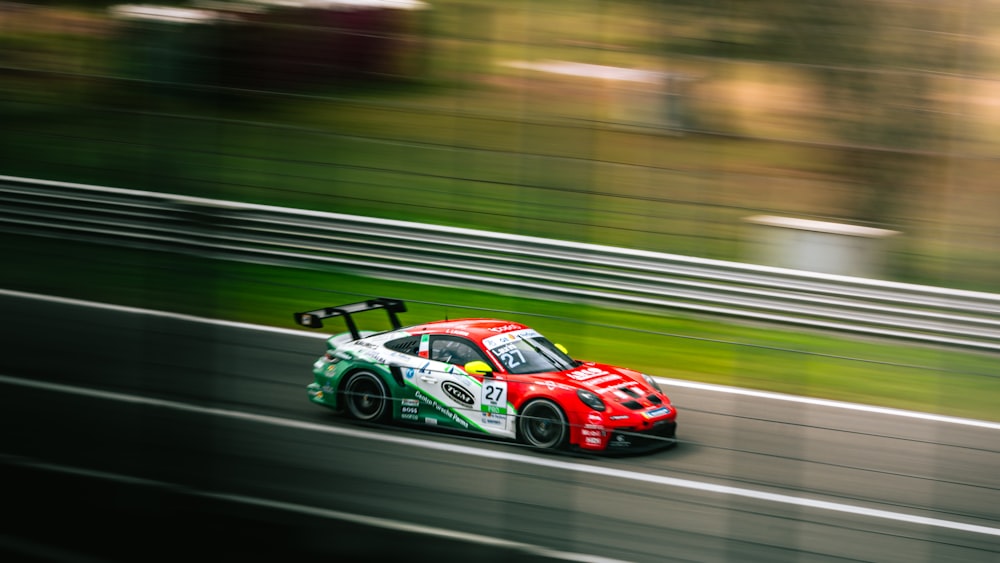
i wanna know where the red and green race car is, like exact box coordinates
[295,298,677,454]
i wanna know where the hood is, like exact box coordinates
[555,362,669,413]
[551,362,659,396]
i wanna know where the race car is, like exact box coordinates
[294,298,677,454]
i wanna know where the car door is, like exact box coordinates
[426,335,515,439]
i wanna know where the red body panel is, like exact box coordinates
[404,318,677,452]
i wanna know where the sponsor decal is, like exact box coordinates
[442,381,475,407]
[584,437,602,446]
[566,366,611,381]
[425,418,438,425]
[642,407,671,419]
[415,389,469,429]
[583,409,606,438]
[537,379,578,391]
[480,380,508,415]
[364,352,391,364]
[487,323,521,333]
[446,329,470,336]
[609,415,629,421]
[609,435,631,448]
[387,351,414,362]
[482,329,541,349]
[483,334,516,350]
[481,412,506,426]
[441,401,470,429]
[402,399,419,407]
[493,343,518,356]
[585,374,622,387]
[405,361,432,379]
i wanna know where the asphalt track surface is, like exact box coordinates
[1,291,997,562]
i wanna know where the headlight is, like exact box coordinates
[642,374,662,393]
[576,389,606,411]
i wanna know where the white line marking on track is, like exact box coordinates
[656,378,1000,431]
[2,373,998,538]
[3,288,998,429]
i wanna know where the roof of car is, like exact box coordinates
[404,318,531,341]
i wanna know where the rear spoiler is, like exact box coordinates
[293,298,406,340]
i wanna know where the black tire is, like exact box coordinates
[343,370,391,422]
[517,399,568,450]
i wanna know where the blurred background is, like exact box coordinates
[3,2,1000,562]
[3,0,999,290]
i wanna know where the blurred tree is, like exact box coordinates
[659,0,977,226]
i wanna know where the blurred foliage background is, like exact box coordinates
[3,0,999,291]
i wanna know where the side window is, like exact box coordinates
[384,335,420,356]
[429,336,492,368]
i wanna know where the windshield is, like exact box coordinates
[483,329,576,374]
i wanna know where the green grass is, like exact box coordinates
[3,233,997,422]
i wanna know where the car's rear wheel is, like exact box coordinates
[518,399,568,450]
[343,370,391,422]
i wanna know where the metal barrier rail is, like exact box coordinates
[3,174,1000,351]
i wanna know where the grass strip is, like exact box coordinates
[2,232,997,422]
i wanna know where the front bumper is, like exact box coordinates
[307,382,337,409]
[574,419,677,455]
[604,420,677,453]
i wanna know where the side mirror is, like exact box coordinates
[464,360,494,377]
[555,343,569,355]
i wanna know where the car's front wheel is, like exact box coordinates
[517,399,568,450]
[343,370,391,422]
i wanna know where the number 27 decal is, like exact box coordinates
[480,380,508,414]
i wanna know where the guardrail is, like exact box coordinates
[3,174,1000,352]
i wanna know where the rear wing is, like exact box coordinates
[294,298,406,340]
